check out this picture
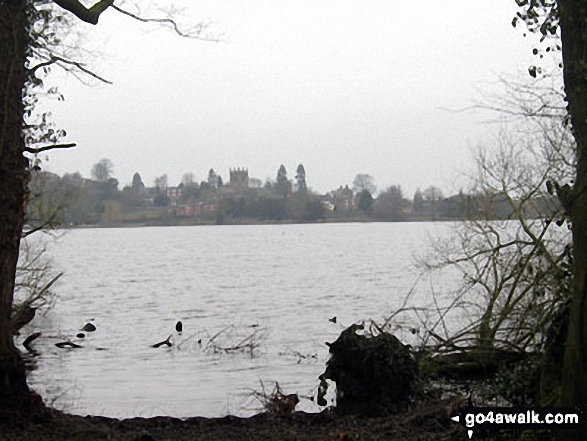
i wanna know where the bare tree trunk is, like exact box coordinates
[559,0,587,412]
[0,0,30,404]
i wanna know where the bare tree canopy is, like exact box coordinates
[91,158,114,182]
[352,174,376,195]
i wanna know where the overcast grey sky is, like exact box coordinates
[40,0,543,196]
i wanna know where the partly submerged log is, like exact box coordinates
[152,335,172,348]
[55,341,83,349]
[22,332,42,352]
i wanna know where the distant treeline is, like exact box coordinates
[26,167,560,228]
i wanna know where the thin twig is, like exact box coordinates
[111,4,220,41]
[29,56,112,84]
[22,210,62,238]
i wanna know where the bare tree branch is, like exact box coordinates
[29,56,113,84]
[22,210,61,238]
[53,0,114,25]
[110,4,220,41]
[24,143,76,155]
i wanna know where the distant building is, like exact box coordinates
[165,184,183,206]
[330,185,354,211]
[322,200,336,212]
[166,185,183,201]
[177,197,219,217]
[230,168,249,191]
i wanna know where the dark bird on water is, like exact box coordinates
[152,334,172,348]
[81,323,96,332]
[175,321,183,333]
[329,316,337,324]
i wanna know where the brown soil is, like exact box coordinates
[0,394,470,441]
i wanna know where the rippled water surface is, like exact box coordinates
[19,222,456,418]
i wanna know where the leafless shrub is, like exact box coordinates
[250,380,299,414]
[203,324,267,356]
[13,236,63,333]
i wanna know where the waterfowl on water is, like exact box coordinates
[81,322,96,332]
[175,321,183,333]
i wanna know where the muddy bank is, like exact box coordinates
[0,398,467,441]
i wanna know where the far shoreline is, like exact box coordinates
[55,216,465,230]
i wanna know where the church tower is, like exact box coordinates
[229,168,249,191]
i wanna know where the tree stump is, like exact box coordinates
[319,324,418,415]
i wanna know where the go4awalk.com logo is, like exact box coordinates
[450,407,582,439]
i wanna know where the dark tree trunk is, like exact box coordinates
[559,0,587,413]
[0,0,30,404]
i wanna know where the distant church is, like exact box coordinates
[229,168,249,191]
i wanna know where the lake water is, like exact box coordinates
[17,222,459,418]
